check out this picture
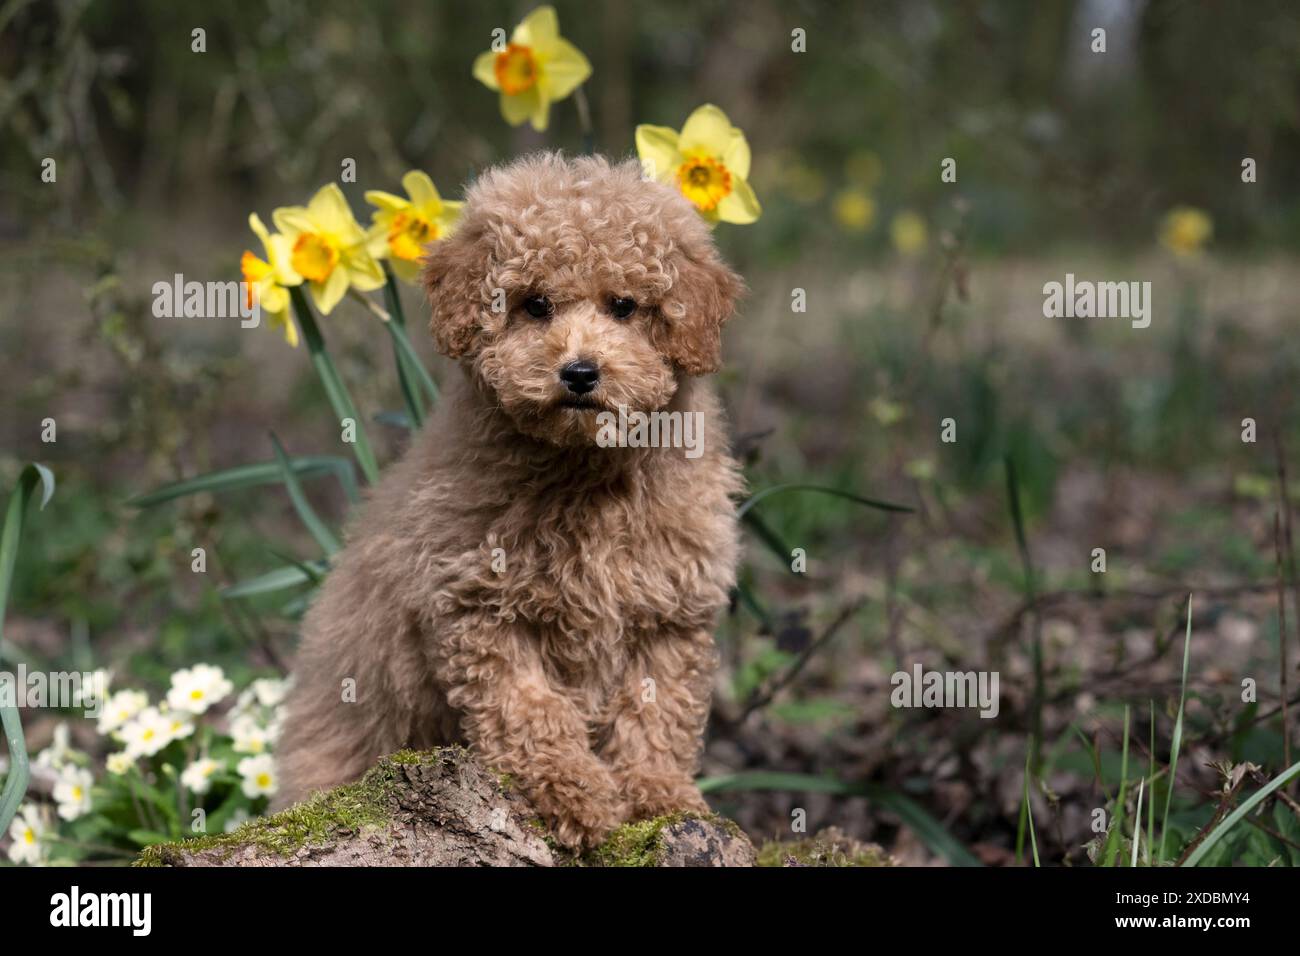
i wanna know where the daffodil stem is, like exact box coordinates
[574,86,594,154]
[348,288,392,323]
[379,267,424,428]
[289,287,381,485]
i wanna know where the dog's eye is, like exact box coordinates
[609,297,637,319]
[522,295,554,319]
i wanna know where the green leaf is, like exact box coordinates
[269,433,341,556]
[290,286,380,484]
[1183,758,1300,866]
[222,562,326,600]
[382,268,427,427]
[737,484,913,520]
[385,315,440,406]
[0,463,54,833]
[129,456,358,507]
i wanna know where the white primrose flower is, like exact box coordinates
[230,714,270,755]
[6,804,49,866]
[119,707,173,759]
[237,754,278,799]
[105,751,134,776]
[161,706,195,744]
[166,664,234,715]
[97,689,149,736]
[34,723,76,770]
[53,765,94,821]
[181,757,221,795]
[251,677,289,709]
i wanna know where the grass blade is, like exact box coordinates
[290,286,380,484]
[1182,758,1300,866]
[1102,705,1130,866]
[736,483,913,520]
[129,456,358,507]
[1131,778,1145,866]
[1024,751,1041,867]
[1159,595,1194,861]
[0,463,54,833]
[269,433,341,556]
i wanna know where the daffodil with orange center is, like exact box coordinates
[472,6,591,132]
[272,184,385,315]
[365,171,463,283]
[636,104,761,225]
[239,213,304,346]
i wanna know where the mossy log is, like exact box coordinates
[136,747,757,867]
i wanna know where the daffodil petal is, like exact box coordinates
[515,5,559,46]
[312,268,349,315]
[364,190,408,213]
[679,104,736,157]
[401,170,440,208]
[723,129,751,181]
[500,86,541,127]
[436,201,464,233]
[529,90,552,131]
[249,213,272,249]
[473,50,500,90]
[261,284,289,314]
[538,38,591,100]
[272,207,313,238]
[268,234,303,285]
[715,176,761,224]
[347,249,386,290]
[635,125,682,182]
[391,257,421,283]
[270,311,300,348]
[305,184,354,236]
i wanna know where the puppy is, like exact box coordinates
[275,153,744,849]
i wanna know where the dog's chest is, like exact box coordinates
[488,477,737,645]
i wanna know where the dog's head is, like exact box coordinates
[421,152,743,446]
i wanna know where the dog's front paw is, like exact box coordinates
[619,769,710,820]
[529,768,630,850]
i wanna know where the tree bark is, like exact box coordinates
[138,747,756,867]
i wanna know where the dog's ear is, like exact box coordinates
[654,247,745,376]
[421,227,484,359]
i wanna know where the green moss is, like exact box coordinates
[587,812,695,867]
[756,833,897,867]
[134,748,448,867]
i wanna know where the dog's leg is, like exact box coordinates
[598,628,717,819]
[436,624,628,850]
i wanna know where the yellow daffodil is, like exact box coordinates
[636,104,761,225]
[832,188,875,233]
[472,6,591,132]
[272,184,385,316]
[240,213,303,346]
[1159,206,1212,257]
[364,171,464,283]
[890,211,928,256]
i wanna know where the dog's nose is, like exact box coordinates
[559,360,600,395]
